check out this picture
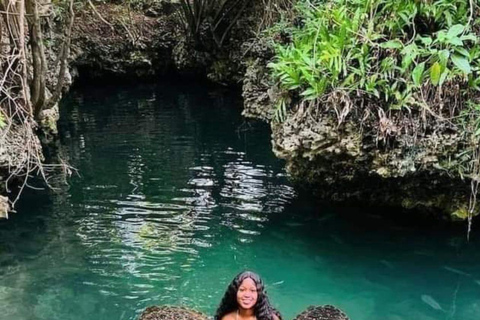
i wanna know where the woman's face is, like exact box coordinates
[236,277,258,310]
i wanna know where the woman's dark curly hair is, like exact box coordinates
[214,271,282,320]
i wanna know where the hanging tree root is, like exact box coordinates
[0,0,75,216]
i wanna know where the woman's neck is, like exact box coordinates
[237,307,255,318]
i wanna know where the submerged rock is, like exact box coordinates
[138,306,208,320]
[293,306,350,320]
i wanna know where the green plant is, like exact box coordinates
[274,96,289,122]
[178,0,252,49]
[269,0,479,113]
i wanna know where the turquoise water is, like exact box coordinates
[1,82,480,320]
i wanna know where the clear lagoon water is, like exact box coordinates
[1,82,480,320]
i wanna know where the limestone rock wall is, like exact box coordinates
[270,102,472,217]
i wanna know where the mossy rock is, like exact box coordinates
[138,306,208,320]
[293,306,350,320]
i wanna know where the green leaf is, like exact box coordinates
[401,44,419,71]
[447,37,463,46]
[438,50,450,65]
[444,11,453,27]
[451,54,471,74]
[398,12,410,25]
[300,88,317,99]
[447,24,465,38]
[475,127,480,137]
[455,47,470,58]
[430,62,441,85]
[418,36,432,46]
[439,68,450,86]
[460,34,478,42]
[381,40,403,49]
[412,62,425,86]
[437,30,447,43]
[389,102,402,110]
[341,73,356,86]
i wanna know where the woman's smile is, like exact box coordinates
[237,278,258,310]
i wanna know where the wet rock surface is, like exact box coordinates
[138,306,208,320]
[293,306,350,320]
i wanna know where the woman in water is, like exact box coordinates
[214,271,282,320]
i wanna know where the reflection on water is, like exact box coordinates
[1,82,480,320]
[0,82,295,320]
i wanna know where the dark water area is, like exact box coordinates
[1,81,480,320]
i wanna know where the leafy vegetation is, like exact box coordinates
[268,0,480,223]
[269,0,479,114]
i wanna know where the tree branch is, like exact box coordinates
[26,0,47,119]
[46,0,74,109]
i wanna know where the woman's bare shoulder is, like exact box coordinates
[221,311,236,320]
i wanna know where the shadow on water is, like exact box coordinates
[262,194,480,320]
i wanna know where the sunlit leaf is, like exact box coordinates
[451,54,471,74]
[455,47,470,58]
[447,24,465,38]
[439,68,450,86]
[460,34,478,42]
[418,36,432,46]
[438,50,450,65]
[448,37,463,46]
[412,62,425,86]
[380,40,403,49]
[430,62,441,85]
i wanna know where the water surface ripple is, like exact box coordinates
[1,82,480,320]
